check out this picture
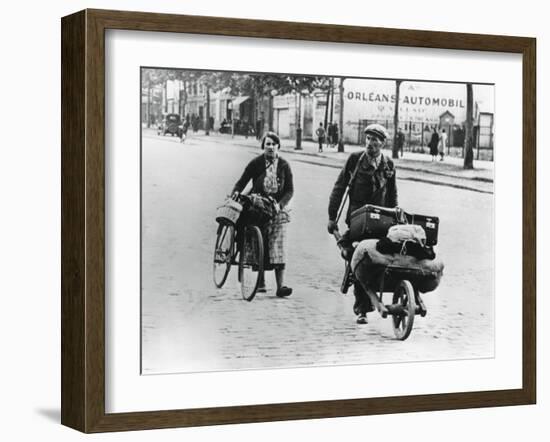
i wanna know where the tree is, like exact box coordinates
[177,70,235,132]
[338,77,345,152]
[463,83,475,169]
[226,74,329,142]
[141,70,154,127]
[279,76,330,148]
[392,80,403,159]
[141,68,170,126]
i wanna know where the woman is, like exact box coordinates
[428,127,440,161]
[438,128,447,161]
[232,132,294,297]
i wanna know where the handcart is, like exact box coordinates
[334,231,441,340]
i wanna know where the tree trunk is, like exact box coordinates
[392,80,402,159]
[323,82,330,130]
[163,81,168,113]
[182,80,187,118]
[268,94,274,131]
[295,92,302,150]
[205,85,211,135]
[147,85,152,128]
[329,77,335,123]
[338,77,345,152]
[464,83,474,169]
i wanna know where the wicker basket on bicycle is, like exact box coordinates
[215,199,243,226]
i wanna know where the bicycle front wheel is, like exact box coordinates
[238,225,264,301]
[213,223,235,288]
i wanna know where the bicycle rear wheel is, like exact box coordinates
[238,225,264,301]
[213,223,235,288]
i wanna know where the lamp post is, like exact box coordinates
[294,88,308,150]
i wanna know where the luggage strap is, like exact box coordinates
[335,152,366,224]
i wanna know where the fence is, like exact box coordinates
[353,119,494,161]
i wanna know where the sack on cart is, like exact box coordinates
[351,239,444,294]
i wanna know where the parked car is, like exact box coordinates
[158,113,183,137]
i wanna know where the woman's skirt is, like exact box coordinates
[263,210,290,270]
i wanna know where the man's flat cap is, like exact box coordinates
[364,123,389,141]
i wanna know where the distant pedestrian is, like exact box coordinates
[332,123,339,147]
[316,123,326,152]
[327,122,335,147]
[180,119,189,143]
[255,117,264,140]
[439,129,447,161]
[396,129,405,157]
[428,128,440,162]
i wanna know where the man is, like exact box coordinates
[327,122,335,147]
[327,123,398,324]
[396,129,405,157]
[315,122,326,152]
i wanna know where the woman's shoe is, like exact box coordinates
[356,313,368,324]
[276,286,292,297]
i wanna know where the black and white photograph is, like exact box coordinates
[140,68,495,375]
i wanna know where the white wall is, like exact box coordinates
[0,1,545,441]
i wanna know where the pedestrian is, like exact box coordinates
[396,128,405,157]
[327,123,398,324]
[439,128,447,161]
[315,122,326,152]
[428,127,440,161]
[232,131,294,297]
[332,123,339,147]
[327,122,334,147]
[255,117,264,140]
[180,119,189,143]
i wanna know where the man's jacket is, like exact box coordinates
[328,151,398,225]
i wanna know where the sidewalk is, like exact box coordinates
[144,128,494,193]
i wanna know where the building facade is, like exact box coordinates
[142,76,495,158]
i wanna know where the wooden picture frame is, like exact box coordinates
[61,9,536,433]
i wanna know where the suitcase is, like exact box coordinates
[404,212,439,246]
[349,205,403,241]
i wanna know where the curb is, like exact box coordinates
[225,139,494,186]
[143,131,493,193]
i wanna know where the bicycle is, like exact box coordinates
[213,195,265,301]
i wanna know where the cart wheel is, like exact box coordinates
[391,280,416,340]
[238,225,264,302]
[213,223,235,288]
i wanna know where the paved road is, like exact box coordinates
[141,134,494,374]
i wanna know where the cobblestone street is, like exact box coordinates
[141,132,494,374]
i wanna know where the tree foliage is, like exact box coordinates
[141,68,330,97]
